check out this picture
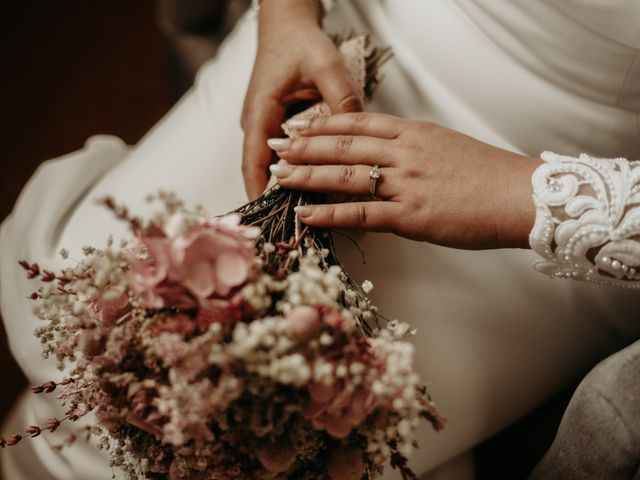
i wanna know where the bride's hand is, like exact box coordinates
[267,112,542,249]
[241,0,363,200]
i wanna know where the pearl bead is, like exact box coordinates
[611,260,621,270]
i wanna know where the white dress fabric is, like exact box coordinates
[1,1,639,479]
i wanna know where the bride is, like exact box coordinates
[1,1,639,478]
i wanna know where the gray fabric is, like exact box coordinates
[530,339,640,479]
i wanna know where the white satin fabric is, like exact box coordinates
[1,1,639,479]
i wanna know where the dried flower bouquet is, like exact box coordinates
[2,36,444,480]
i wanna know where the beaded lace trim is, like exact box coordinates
[530,151,640,288]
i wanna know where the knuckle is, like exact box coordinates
[352,111,370,124]
[290,136,309,155]
[338,165,357,186]
[335,135,354,159]
[309,116,327,131]
[337,94,363,113]
[404,165,423,179]
[407,197,425,216]
[300,166,313,183]
[325,206,337,224]
[356,204,368,225]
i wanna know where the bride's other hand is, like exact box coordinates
[268,112,542,250]
[240,0,363,200]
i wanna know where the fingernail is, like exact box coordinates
[286,118,310,130]
[294,206,312,218]
[269,163,293,178]
[267,138,290,151]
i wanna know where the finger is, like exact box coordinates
[281,88,322,104]
[242,96,285,199]
[293,202,402,231]
[270,163,396,198]
[288,112,405,140]
[267,135,394,166]
[312,59,364,114]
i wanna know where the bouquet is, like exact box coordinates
[1,36,444,480]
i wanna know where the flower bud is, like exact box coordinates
[287,306,321,343]
[257,440,296,473]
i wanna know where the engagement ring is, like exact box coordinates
[369,165,381,199]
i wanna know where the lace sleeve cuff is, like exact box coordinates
[529,151,640,288]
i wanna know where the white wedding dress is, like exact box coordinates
[1,1,639,479]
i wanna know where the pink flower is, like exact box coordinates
[322,308,357,333]
[94,289,130,325]
[172,231,248,300]
[128,214,259,309]
[128,237,172,308]
[303,381,376,438]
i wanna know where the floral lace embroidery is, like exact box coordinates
[530,151,640,288]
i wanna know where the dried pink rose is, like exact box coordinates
[304,382,376,438]
[92,289,129,325]
[128,214,259,309]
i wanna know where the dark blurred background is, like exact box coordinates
[0,0,173,424]
[0,2,572,478]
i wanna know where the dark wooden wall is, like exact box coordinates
[0,1,173,420]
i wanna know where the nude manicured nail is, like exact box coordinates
[286,118,310,130]
[267,138,290,151]
[269,164,293,178]
[294,206,312,218]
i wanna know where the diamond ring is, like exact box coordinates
[369,165,381,199]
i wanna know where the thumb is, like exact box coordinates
[313,59,363,114]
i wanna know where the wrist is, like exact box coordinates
[495,155,542,249]
[256,0,323,25]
